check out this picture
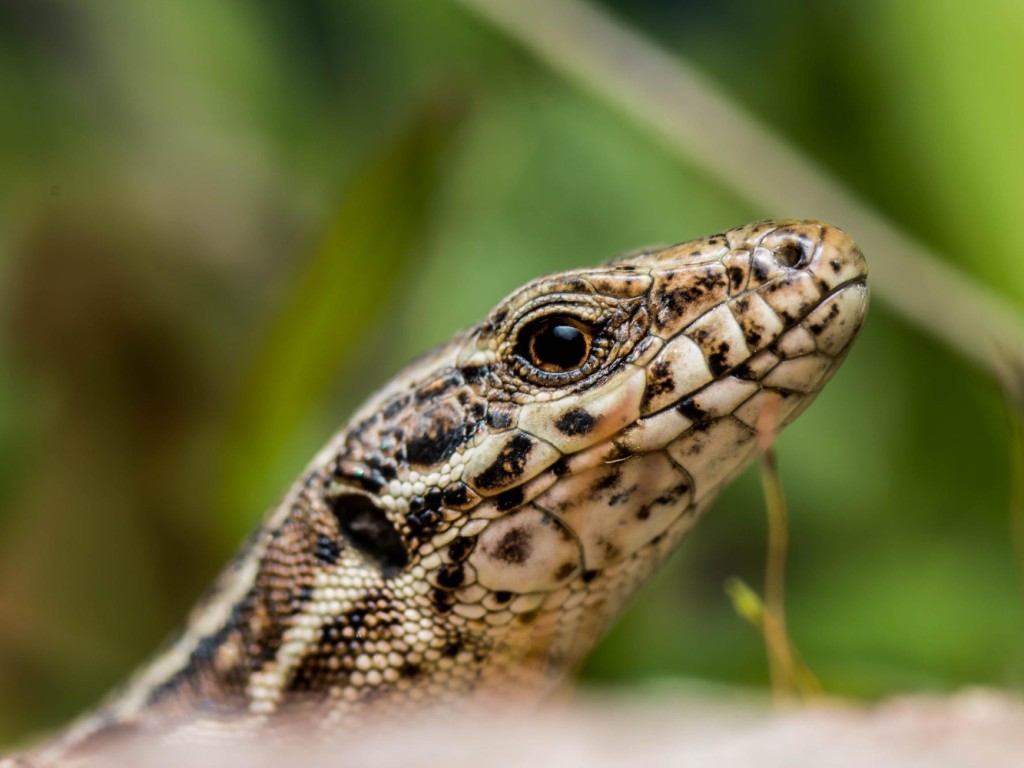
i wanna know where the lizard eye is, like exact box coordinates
[517,315,593,373]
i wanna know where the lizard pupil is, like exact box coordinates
[522,317,592,373]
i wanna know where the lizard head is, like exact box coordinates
[318,219,866,687]
[47,222,868,739]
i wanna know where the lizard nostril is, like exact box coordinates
[774,239,810,269]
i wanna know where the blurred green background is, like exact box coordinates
[1,0,1022,746]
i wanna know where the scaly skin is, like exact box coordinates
[9,219,868,764]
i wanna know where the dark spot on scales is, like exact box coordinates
[446,535,476,562]
[407,495,443,539]
[555,408,597,436]
[517,610,540,625]
[460,364,488,384]
[657,285,701,322]
[642,359,675,410]
[808,302,841,336]
[489,527,532,564]
[350,412,381,440]
[414,370,462,403]
[378,428,403,454]
[399,662,423,679]
[431,588,455,613]
[654,482,690,506]
[486,406,515,431]
[496,487,525,511]
[727,265,745,291]
[327,491,408,578]
[555,562,576,581]
[474,433,534,491]
[550,458,570,477]
[609,486,636,506]
[602,541,622,560]
[608,444,633,462]
[406,403,467,466]
[678,398,706,421]
[436,563,465,589]
[732,362,754,380]
[407,495,426,514]
[443,640,463,657]
[382,396,408,420]
[697,271,727,291]
[442,483,471,509]
[333,460,386,493]
[707,345,730,376]
[314,534,341,565]
[593,469,621,491]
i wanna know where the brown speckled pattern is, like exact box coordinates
[14,220,868,764]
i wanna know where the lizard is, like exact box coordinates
[4,219,868,764]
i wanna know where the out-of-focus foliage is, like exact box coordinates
[221,94,464,539]
[0,0,1021,747]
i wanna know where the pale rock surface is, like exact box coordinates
[32,688,1024,768]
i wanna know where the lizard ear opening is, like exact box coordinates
[326,490,409,579]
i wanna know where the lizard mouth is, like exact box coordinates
[640,274,869,421]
